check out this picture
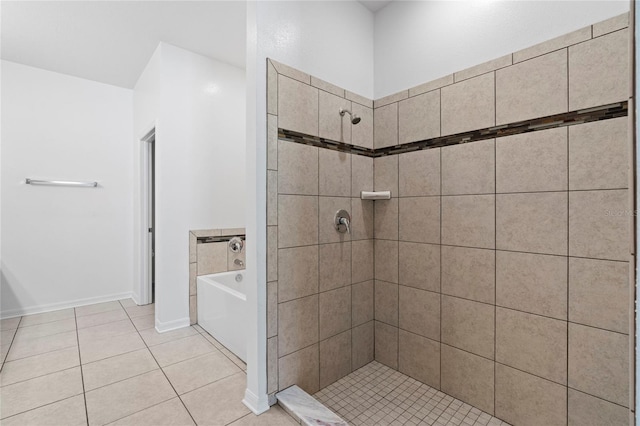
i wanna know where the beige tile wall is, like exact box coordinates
[188,229,246,325]
[267,11,632,424]
[368,13,631,426]
[266,59,375,398]
[374,114,631,424]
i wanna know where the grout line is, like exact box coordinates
[83,367,162,395]
[317,137,321,392]
[277,187,635,198]
[396,142,400,371]
[14,315,78,330]
[103,395,182,426]
[567,386,632,409]
[177,370,246,402]
[372,155,377,367]
[368,240,630,264]
[566,119,570,425]
[439,145,443,391]
[73,308,90,426]
[2,343,79,364]
[493,126,498,414]
[563,320,629,337]
[74,344,147,368]
[0,363,82,390]
[118,300,199,426]
[195,322,247,370]
[0,392,86,423]
[0,316,22,373]
[349,151,354,374]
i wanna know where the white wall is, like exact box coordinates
[133,43,246,331]
[257,0,375,98]
[243,0,375,414]
[1,60,134,317]
[374,0,630,98]
[132,45,162,305]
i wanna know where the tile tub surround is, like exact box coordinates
[267,59,375,398]
[267,12,632,425]
[0,300,298,426]
[188,228,246,325]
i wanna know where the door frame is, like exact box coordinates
[139,127,156,306]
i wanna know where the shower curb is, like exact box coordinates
[276,385,348,426]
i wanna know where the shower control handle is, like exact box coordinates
[229,237,244,253]
[334,210,351,234]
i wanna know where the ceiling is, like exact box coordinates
[1,1,247,89]
[359,0,394,13]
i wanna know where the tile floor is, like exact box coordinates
[0,299,297,425]
[314,362,511,426]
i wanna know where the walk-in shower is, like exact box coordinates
[265,12,633,425]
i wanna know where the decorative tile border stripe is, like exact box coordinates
[196,234,246,244]
[278,101,627,158]
[278,128,376,157]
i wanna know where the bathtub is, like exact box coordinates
[197,270,246,362]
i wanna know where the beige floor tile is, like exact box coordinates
[76,301,123,317]
[0,318,21,331]
[1,395,86,426]
[119,299,137,308]
[0,367,83,419]
[82,349,158,391]
[77,309,129,329]
[86,369,176,425]
[79,331,146,364]
[19,309,75,327]
[149,334,215,367]
[7,330,77,361]
[132,314,155,331]
[181,372,250,425]
[125,304,155,318]
[15,318,77,340]
[0,346,79,387]
[107,398,195,425]
[78,319,136,341]
[201,333,247,370]
[163,351,241,394]
[192,324,206,334]
[228,405,298,425]
[139,326,198,347]
[1,329,16,352]
[1,331,14,364]
[200,332,223,349]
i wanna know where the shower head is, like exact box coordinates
[339,108,361,125]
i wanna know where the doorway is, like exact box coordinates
[140,128,155,305]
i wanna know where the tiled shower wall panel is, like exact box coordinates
[372,15,632,426]
[266,59,376,397]
[188,228,246,325]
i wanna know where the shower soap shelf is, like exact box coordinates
[361,190,391,200]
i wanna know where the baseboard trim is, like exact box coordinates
[0,292,133,319]
[131,292,142,306]
[243,388,270,415]
[155,316,190,333]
